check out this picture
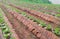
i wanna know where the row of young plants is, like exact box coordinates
[0,9,14,39]
[11,7,60,37]
[19,10,60,36]
[6,5,60,37]
[14,2,60,18]
[3,0,60,18]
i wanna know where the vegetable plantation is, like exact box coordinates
[0,0,60,39]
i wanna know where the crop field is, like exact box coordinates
[14,3,60,18]
[0,0,60,39]
[3,0,60,18]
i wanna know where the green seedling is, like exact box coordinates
[40,23,46,28]
[14,8,20,12]
[22,13,26,15]
[10,37,15,39]
[0,22,4,24]
[3,28,10,34]
[1,26,7,32]
[4,33,11,39]
[33,19,40,24]
[24,14,27,17]
[0,18,4,23]
[1,25,6,29]
[27,16,30,18]
[2,28,6,31]
[21,12,27,17]
[46,24,52,31]
[27,16,33,20]
[1,24,5,27]
[55,14,60,17]
[54,27,60,36]
[35,19,41,24]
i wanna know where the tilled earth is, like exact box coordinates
[0,4,60,39]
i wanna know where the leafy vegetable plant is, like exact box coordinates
[54,27,60,36]
[46,24,52,31]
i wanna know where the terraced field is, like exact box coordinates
[0,3,60,39]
